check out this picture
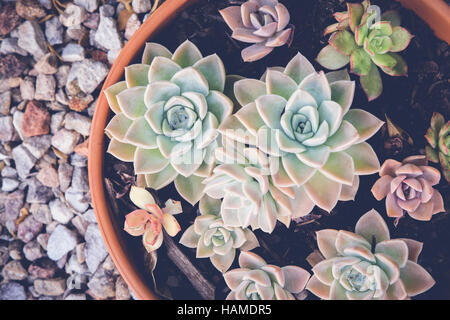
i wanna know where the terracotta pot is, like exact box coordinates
[396,0,450,45]
[88,0,449,300]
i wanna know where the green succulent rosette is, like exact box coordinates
[316,0,413,100]
[218,52,383,219]
[104,40,233,205]
[179,196,259,272]
[425,112,450,183]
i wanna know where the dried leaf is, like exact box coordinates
[385,114,413,145]
[118,9,133,31]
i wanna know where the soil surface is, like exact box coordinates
[104,0,450,300]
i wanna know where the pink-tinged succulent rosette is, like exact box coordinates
[124,186,182,252]
[306,209,435,300]
[224,252,310,300]
[220,0,293,62]
[371,155,445,221]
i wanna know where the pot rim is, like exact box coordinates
[88,0,449,301]
[88,0,197,300]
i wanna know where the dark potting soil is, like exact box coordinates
[103,0,450,300]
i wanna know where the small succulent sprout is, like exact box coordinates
[179,196,259,272]
[203,139,294,233]
[220,0,293,62]
[223,251,310,300]
[425,112,450,183]
[104,40,233,205]
[316,0,413,101]
[371,155,445,222]
[306,209,435,300]
[219,52,383,218]
[124,186,182,252]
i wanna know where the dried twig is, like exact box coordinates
[163,234,215,300]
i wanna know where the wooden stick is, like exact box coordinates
[163,233,215,300]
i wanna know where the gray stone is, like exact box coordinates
[45,16,63,46]
[66,25,87,41]
[74,0,98,12]
[107,48,121,64]
[94,9,122,51]
[8,240,23,260]
[0,91,11,115]
[28,258,57,278]
[34,74,55,101]
[30,203,53,224]
[66,252,88,274]
[0,116,15,142]
[87,267,115,299]
[55,88,68,105]
[39,0,52,10]
[12,111,24,140]
[99,4,115,17]
[72,215,88,236]
[116,276,131,300]
[23,240,44,261]
[0,282,27,300]
[4,190,24,221]
[65,293,86,300]
[60,4,87,27]
[64,112,91,136]
[26,177,54,204]
[12,144,37,179]
[17,21,48,60]
[132,0,152,13]
[65,187,89,213]
[49,198,74,224]
[55,65,70,88]
[51,128,80,154]
[70,153,88,167]
[0,38,28,56]
[82,209,97,224]
[71,167,89,192]
[84,223,108,273]
[66,59,109,94]
[17,216,43,243]
[36,233,49,250]
[58,162,73,192]
[83,13,99,29]
[47,224,78,261]
[0,246,9,267]
[50,111,65,134]
[34,278,66,296]
[1,178,19,192]
[62,43,85,63]
[1,166,17,178]
[34,53,58,75]
[23,134,52,159]
[2,260,28,281]
[20,77,35,101]
[125,13,141,40]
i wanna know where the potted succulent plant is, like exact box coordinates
[89,0,450,300]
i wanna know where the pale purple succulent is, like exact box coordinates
[371,155,445,221]
[220,0,293,62]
